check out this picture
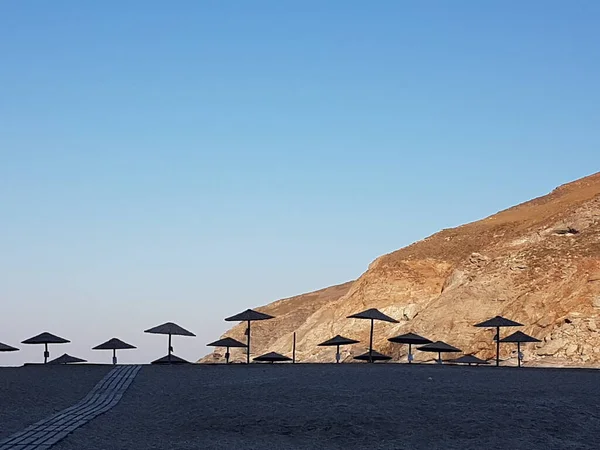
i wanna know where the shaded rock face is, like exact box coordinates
[202,173,600,365]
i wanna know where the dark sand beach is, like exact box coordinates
[0,365,110,440]
[2,364,599,449]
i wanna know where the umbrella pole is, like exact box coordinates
[246,320,251,364]
[44,343,49,364]
[369,318,374,363]
[292,332,296,364]
[168,333,172,364]
[113,348,117,365]
[438,351,441,365]
[496,326,500,367]
[517,342,521,368]
[336,344,340,363]
[225,346,230,364]
[408,343,412,364]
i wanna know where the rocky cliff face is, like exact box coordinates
[201,173,600,366]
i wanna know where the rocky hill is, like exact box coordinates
[201,173,600,366]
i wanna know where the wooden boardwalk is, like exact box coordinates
[0,365,141,450]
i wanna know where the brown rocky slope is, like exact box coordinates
[202,172,600,366]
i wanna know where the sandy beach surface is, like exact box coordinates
[2,363,600,449]
[0,365,110,440]
[35,363,600,450]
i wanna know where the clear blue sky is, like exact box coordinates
[1,1,599,365]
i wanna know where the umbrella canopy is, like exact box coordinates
[499,331,541,343]
[207,337,248,348]
[449,355,490,365]
[318,335,360,347]
[388,332,432,345]
[22,332,70,364]
[354,350,392,362]
[474,316,523,328]
[474,316,523,367]
[48,354,86,365]
[22,332,70,345]
[93,338,137,350]
[417,341,461,364]
[253,352,292,363]
[225,309,274,322]
[347,308,399,323]
[144,322,195,336]
[224,309,275,364]
[0,342,19,352]
[417,341,461,353]
[388,332,433,364]
[151,354,189,365]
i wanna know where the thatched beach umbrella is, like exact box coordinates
[318,335,360,363]
[253,352,292,363]
[448,354,490,366]
[474,316,523,367]
[347,308,398,363]
[500,331,541,367]
[0,342,19,353]
[225,309,274,364]
[151,354,189,364]
[144,322,195,364]
[93,338,136,365]
[388,332,432,363]
[207,337,247,364]
[22,332,70,364]
[354,350,392,362]
[417,341,461,364]
[48,354,87,365]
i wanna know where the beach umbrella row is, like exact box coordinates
[346,309,463,364]
[213,308,400,365]
[7,314,271,366]
[2,332,138,365]
[309,312,539,366]
[44,346,143,365]
[169,311,539,366]
[217,307,462,365]
[241,308,462,365]
[3,311,541,366]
